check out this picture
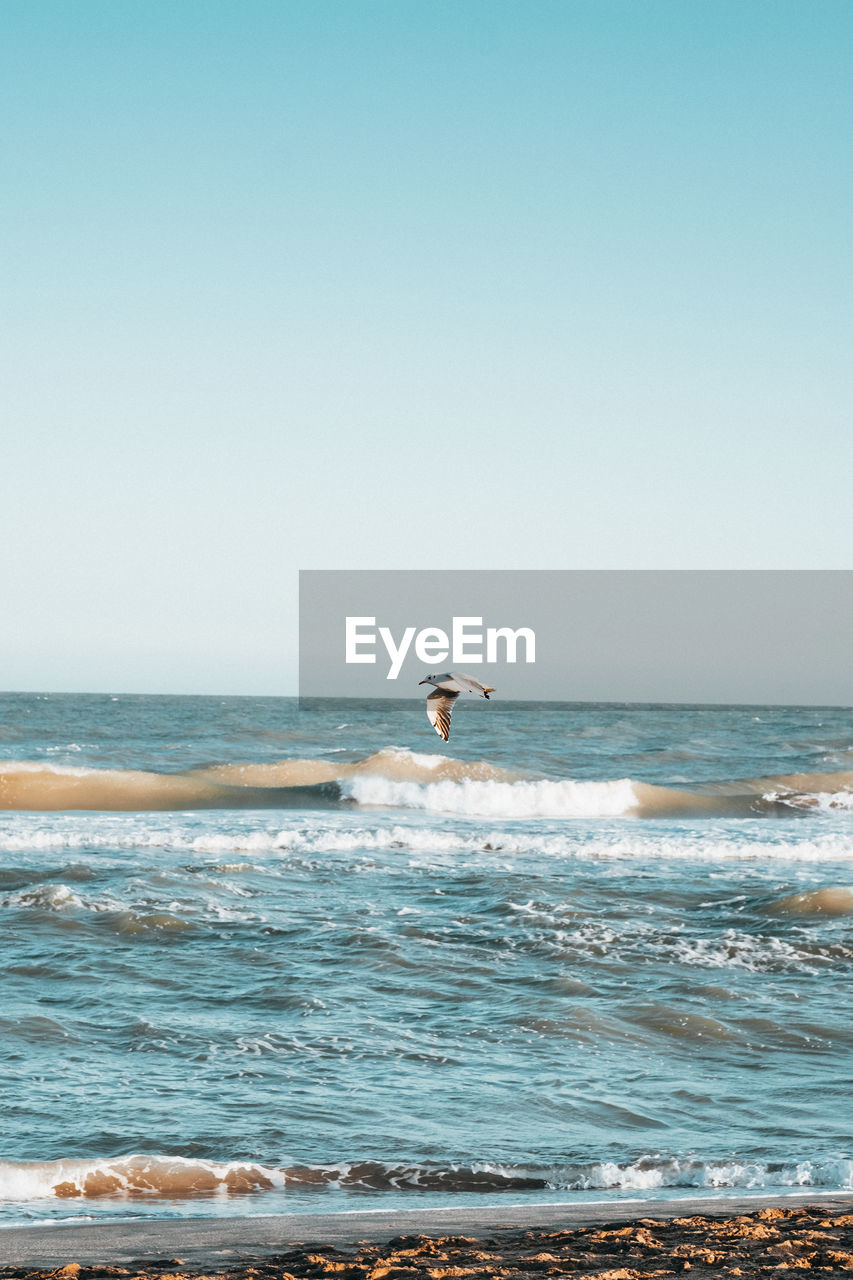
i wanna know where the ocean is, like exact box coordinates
[1,692,852,1228]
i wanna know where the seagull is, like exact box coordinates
[418,672,495,741]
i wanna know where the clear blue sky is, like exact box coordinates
[2,0,851,694]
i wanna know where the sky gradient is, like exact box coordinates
[2,1,851,694]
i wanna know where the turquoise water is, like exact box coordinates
[1,694,852,1225]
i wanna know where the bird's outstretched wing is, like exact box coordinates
[426,688,459,741]
[448,672,494,698]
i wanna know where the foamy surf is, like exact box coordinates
[4,811,853,867]
[0,1155,282,1201]
[344,774,641,817]
[1,1152,850,1203]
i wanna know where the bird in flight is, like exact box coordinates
[418,672,495,741]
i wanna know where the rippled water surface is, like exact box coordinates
[1,694,852,1225]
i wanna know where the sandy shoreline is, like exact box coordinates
[2,1194,853,1274]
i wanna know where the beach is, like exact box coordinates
[5,0,852,1259]
[3,1197,853,1274]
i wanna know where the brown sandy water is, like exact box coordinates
[0,750,515,811]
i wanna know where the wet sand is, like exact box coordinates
[2,1195,853,1276]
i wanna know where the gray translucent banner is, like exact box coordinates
[299,570,853,704]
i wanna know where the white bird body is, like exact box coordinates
[418,671,494,741]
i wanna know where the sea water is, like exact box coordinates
[0,693,852,1226]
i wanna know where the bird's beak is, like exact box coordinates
[418,679,428,685]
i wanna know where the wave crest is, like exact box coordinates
[1,751,852,818]
[1,1152,852,1202]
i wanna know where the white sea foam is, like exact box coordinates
[812,790,853,810]
[764,788,853,811]
[3,813,853,866]
[4,883,87,910]
[551,1154,853,1192]
[664,928,845,974]
[344,775,639,817]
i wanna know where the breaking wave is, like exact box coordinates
[1,1152,851,1203]
[343,774,640,817]
[1,749,852,819]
